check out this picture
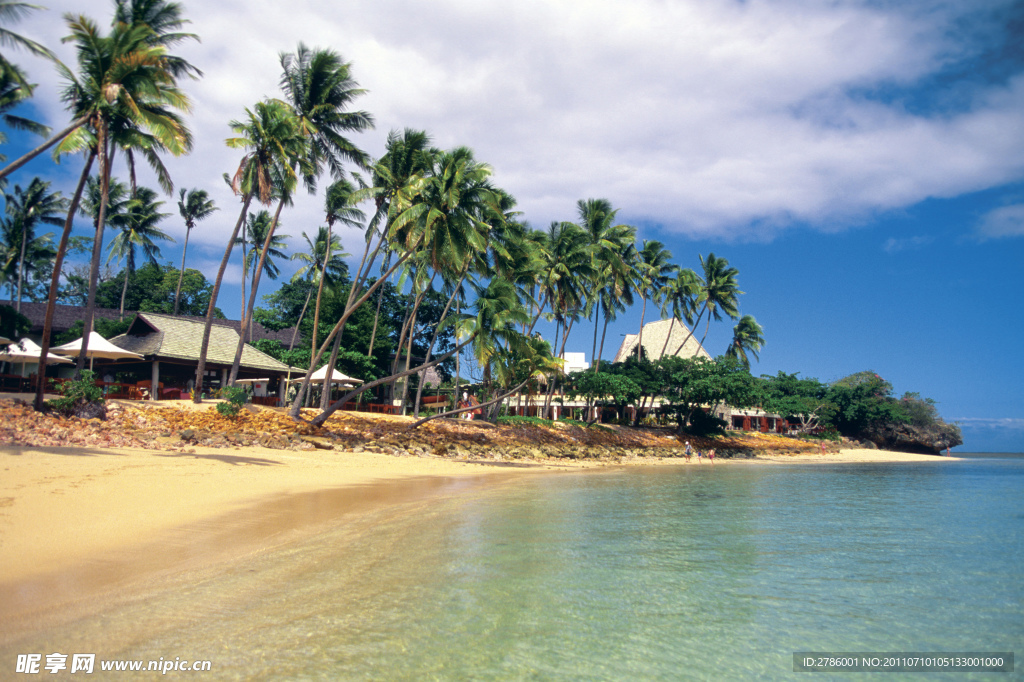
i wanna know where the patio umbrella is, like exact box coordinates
[307,365,363,385]
[50,331,143,371]
[0,337,74,376]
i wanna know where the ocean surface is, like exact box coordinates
[6,454,1023,680]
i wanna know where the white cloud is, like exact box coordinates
[976,203,1024,239]
[10,0,1024,250]
[883,235,933,253]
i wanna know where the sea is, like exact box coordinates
[4,453,1022,680]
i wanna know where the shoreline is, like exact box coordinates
[0,438,960,643]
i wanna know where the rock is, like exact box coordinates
[71,401,106,420]
[861,439,878,449]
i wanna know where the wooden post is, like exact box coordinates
[150,361,159,401]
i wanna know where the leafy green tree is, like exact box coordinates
[661,355,759,434]
[566,368,642,424]
[759,371,835,433]
[826,371,908,437]
[94,261,217,317]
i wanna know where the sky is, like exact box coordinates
[4,0,1023,451]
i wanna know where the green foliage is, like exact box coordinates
[688,409,728,436]
[826,371,908,436]
[566,369,642,409]
[660,355,759,432]
[45,370,104,415]
[0,304,30,341]
[53,317,131,345]
[215,385,248,418]
[90,262,220,317]
[759,371,836,433]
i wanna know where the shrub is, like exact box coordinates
[686,410,728,437]
[215,385,248,418]
[45,370,104,416]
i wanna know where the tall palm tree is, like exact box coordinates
[288,225,348,351]
[235,208,289,338]
[0,1,55,155]
[173,187,215,315]
[3,178,64,310]
[725,314,764,370]
[1,210,55,303]
[54,14,191,374]
[671,252,743,356]
[194,99,302,400]
[106,185,172,317]
[633,239,674,360]
[576,198,635,370]
[278,43,373,187]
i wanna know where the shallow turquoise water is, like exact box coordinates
[7,457,1023,680]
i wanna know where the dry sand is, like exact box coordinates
[0,431,957,640]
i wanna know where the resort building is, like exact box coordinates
[612,318,711,363]
[560,352,590,374]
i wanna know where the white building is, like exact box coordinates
[560,351,590,374]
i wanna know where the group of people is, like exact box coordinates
[458,391,481,420]
[683,441,715,464]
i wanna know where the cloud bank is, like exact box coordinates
[13,0,1024,249]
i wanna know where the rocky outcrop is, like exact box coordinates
[860,420,962,454]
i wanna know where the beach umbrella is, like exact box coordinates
[0,337,74,376]
[50,331,143,371]
[306,365,363,385]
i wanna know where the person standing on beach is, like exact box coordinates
[685,441,692,459]
[708,449,715,464]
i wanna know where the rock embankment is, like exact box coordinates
[0,399,835,462]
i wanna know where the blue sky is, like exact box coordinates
[3,0,1023,451]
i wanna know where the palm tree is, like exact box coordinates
[310,178,362,355]
[173,187,215,315]
[112,0,202,80]
[53,14,191,373]
[278,43,373,187]
[671,253,743,356]
[106,185,172,317]
[235,208,289,338]
[0,1,55,155]
[725,314,764,370]
[3,178,64,311]
[194,99,302,400]
[288,225,348,351]
[576,198,635,371]
[658,266,702,360]
[633,240,674,359]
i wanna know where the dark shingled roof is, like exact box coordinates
[16,303,299,347]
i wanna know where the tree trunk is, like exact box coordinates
[310,333,477,428]
[0,117,88,182]
[366,281,384,357]
[310,222,332,363]
[597,312,610,373]
[319,333,343,411]
[636,296,647,360]
[34,149,95,411]
[78,131,114,377]
[413,274,463,416]
[411,377,530,429]
[172,226,191,316]
[15,219,27,313]
[229,197,286,385]
[194,193,253,402]
[288,287,313,352]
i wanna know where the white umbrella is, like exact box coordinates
[51,331,143,370]
[0,337,74,376]
[307,365,363,385]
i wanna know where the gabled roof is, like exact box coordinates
[110,313,291,373]
[16,302,298,346]
[612,318,712,363]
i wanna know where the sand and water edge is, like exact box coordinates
[0,399,958,645]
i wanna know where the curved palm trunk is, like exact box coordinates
[310,222,332,362]
[0,117,88,182]
[194,193,254,402]
[366,284,384,357]
[597,311,611,373]
[78,133,114,376]
[310,333,477,428]
[659,318,676,360]
[172,227,192,316]
[672,306,706,357]
[239,218,247,323]
[34,150,95,412]
[229,198,286,385]
[288,287,314,352]
[15,221,27,313]
[319,333,343,411]
[636,297,648,360]
[413,274,464,416]
[411,377,530,429]
[118,253,133,320]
